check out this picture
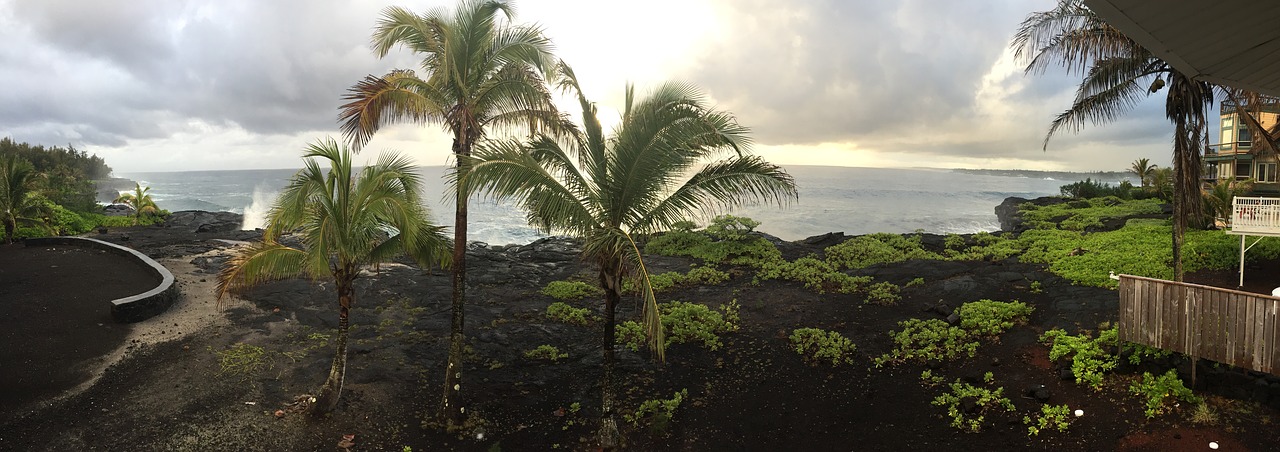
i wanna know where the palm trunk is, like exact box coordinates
[1172,120,1187,282]
[3,219,14,244]
[597,261,622,450]
[313,275,354,414]
[441,135,472,429]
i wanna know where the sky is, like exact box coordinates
[0,0,1193,174]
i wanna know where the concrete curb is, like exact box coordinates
[25,236,179,323]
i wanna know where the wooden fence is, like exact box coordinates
[1118,275,1280,375]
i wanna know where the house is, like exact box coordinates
[1205,98,1280,192]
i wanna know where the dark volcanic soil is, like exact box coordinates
[3,220,1280,451]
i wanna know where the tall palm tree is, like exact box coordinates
[0,154,50,244]
[465,64,798,449]
[217,138,450,415]
[1129,157,1155,188]
[337,1,563,426]
[1012,0,1215,281]
[114,182,159,225]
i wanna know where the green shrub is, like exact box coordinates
[944,234,965,250]
[704,215,760,241]
[956,299,1034,337]
[546,302,591,326]
[864,281,901,305]
[905,277,925,288]
[1129,369,1200,418]
[789,328,857,366]
[645,230,713,257]
[919,370,946,387]
[541,280,602,301]
[1040,327,1118,389]
[615,321,647,351]
[825,233,940,270]
[932,378,1015,432]
[1024,404,1073,436]
[615,301,739,352]
[684,265,730,285]
[524,345,568,362]
[874,318,978,366]
[755,256,872,294]
[624,389,688,427]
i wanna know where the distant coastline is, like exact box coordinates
[949,168,1132,182]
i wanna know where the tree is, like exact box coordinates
[0,155,50,244]
[1012,0,1215,281]
[464,64,798,449]
[338,0,562,427]
[217,138,450,414]
[114,182,159,225]
[1204,177,1254,228]
[1129,158,1155,188]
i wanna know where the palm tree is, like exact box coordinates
[337,1,563,427]
[0,154,50,244]
[217,138,450,415]
[113,182,159,225]
[465,64,798,449]
[1012,0,1215,281]
[1204,177,1255,228]
[1129,158,1155,188]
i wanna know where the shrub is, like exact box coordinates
[789,328,857,366]
[624,389,688,427]
[615,301,739,352]
[524,345,568,362]
[704,214,760,241]
[874,318,978,366]
[932,379,1015,432]
[1129,369,1200,418]
[684,265,730,285]
[864,281,901,305]
[1040,327,1118,389]
[825,233,940,270]
[546,302,591,326]
[541,280,602,301]
[956,299,1034,337]
[1023,404,1073,436]
[944,233,965,250]
[755,256,871,294]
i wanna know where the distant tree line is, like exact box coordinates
[1,137,112,211]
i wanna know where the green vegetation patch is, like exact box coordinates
[932,376,1015,433]
[1019,197,1163,232]
[625,389,688,427]
[824,233,941,270]
[540,280,602,301]
[1129,369,1200,418]
[955,299,1034,336]
[215,343,269,379]
[1024,404,1073,436]
[546,302,592,326]
[876,299,1033,366]
[789,328,857,366]
[524,345,568,362]
[1040,327,1118,389]
[616,301,739,352]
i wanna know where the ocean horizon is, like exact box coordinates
[117,165,1131,245]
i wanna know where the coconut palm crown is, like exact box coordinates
[1129,157,1155,188]
[337,1,565,426]
[114,182,159,225]
[463,62,797,448]
[217,138,450,415]
[1012,0,1214,280]
[0,154,51,244]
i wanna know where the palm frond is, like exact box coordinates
[636,156,797,233]
[216,241,310,303]
[1043,57,1155,149]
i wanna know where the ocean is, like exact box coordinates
[117,166,1109,245]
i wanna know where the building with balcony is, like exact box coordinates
[1205,99,1280,192]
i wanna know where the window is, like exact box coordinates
[1238,162,1253,178]
[1239,127,1253,148]
[1256,162,1277,183]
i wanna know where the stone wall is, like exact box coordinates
[25,236,179,323]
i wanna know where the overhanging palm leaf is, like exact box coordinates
[465,62,796,449]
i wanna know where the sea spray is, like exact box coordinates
[241,185,277,230]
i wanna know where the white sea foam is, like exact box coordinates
[241,185,277,230]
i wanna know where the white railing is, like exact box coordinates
[1232,196,1280,234]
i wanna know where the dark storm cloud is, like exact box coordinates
[1,0,414,146]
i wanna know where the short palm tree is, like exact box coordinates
[1012,0,1215,280]
[1129,158,1155,188]
[1204,177,1255,228]
[465,64,797,449]
[114,182,159,225]
[338,1,563,426]
[0,154,50,244]
[217,138,450,415]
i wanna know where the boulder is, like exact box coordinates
[165,210,244,234]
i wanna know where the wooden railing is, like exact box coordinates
[1118,275,1280,375]
[1232,196,1280,234]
